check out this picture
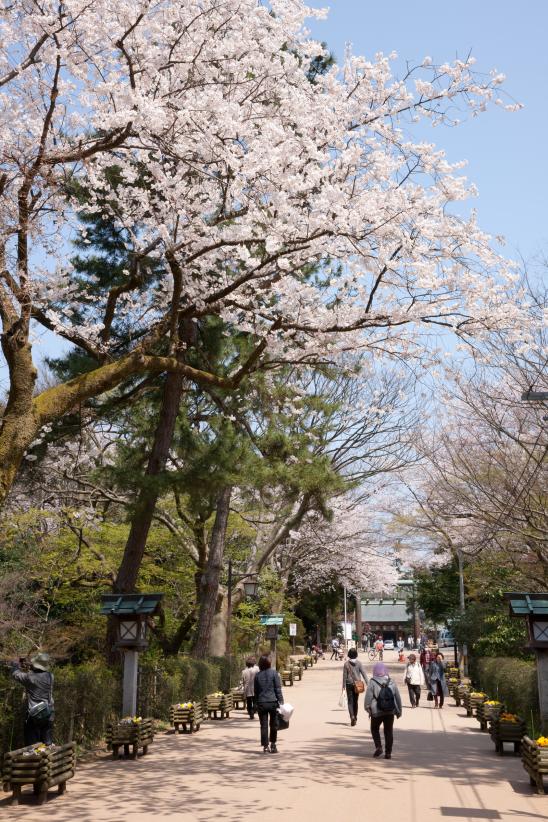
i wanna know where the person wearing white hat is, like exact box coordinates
[11,653,55,745]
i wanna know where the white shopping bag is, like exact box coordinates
[278,702,294,720]
[338,689,348,709]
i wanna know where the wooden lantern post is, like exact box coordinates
[505,592,548,733]
[100,594,163,717]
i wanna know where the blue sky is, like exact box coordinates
[308,0,548,262]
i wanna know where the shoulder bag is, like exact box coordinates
[347,662,365,694]
[28,673,54,725]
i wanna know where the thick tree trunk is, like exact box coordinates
[209,592,229,657]
[151,609,197,656]
[192,487,232,659]
[114,370,185,593]
[0,331,39,505]
[105,368,185,662]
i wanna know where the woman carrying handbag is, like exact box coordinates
[342,647,368,726]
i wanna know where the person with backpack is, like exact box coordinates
[254,654,284,753]
[364,662,402,759]
[342,647,368,726]
[11,653,54,745]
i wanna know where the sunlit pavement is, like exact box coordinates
[3,651,545,821]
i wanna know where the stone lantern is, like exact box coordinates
[100,593,163,716]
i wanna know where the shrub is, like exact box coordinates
[1,654,245,755]
[476,657,539,734]
[138,654,246,719]
[0,661,120,756]
[53,661,120,745]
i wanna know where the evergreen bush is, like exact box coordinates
[476,657,539,734]
[1,654,244,755]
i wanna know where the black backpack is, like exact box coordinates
[377,679,396,714]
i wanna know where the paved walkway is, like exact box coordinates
[3,654,546,821]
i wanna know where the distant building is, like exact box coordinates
[361,580,414,640]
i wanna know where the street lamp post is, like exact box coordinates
[226,559,258,689]
[343,586,348,654]
[439,513,472,675]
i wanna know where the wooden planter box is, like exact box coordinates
[454,683,470,707]
[290,663,303,681]
[446,667,460,681]
[106,718,154,759]
[170,703,203,733]
[464,692,487,717]
[2,742,75,806]
[230,689,246,710]
[204,693,233,719]
[522,736,548,794]
[476,701,503,732]
[281,669,294,686]
[490,716,526,755]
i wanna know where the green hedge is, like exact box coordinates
[0,661,120,756]
[1,654,245,756]
[475,656,539,734]
[137,654,248,719]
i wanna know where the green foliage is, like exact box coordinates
[0,661,120,756]
[475,657,539,735]
[1,654,246,756]
[414,561,460,626]
[295,585,341,642]
[451,604,529,658]
[138,653,248,717]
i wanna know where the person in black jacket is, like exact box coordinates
[254,654,283,753]
[11,653,54,745]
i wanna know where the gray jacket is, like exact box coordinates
[342,659,368,688]
[241,665,259,697]
[428,661,449,696]
[364,675,402,718]
[12,667,54,716]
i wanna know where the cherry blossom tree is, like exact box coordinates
[387,285,547,584]
[0,0,524,505]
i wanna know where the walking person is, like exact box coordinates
[361,631,368,652]
[428,652,449,708]
[11,653,54,745]
[365,662,402,759]
[241,657,259,719]
[403,653,425,708]
[254,655,283,753]
[407,635,414,650]
[374,635,384,661]
[330,636,340,659]
[342,647,368,726]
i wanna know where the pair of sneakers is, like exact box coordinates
[263,744,278,753]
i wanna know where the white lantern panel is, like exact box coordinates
[532,620,548,642]
[120,620,139,640]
